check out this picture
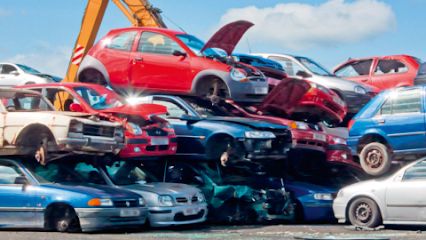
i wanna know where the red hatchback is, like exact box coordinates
[333,55,422,90]
[78,21,269,102]
[18,83,178,158]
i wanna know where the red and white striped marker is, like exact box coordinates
[71,45,85,66]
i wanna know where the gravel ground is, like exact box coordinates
[2,224,426,240]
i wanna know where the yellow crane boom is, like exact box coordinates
[63,0,166,83]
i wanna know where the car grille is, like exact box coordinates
[174,210,205,222]
[146,127,168,136]
[174,195,199,205]
[296,139,326,148]
[113,199,138,207]
[248,76,266,82]
[83,124,115,138]
[146,145,169,151]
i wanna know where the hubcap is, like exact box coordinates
[365,149,383,169]
[355,203,372,223]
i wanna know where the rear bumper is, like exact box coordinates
[57,137,124,154]
[326,144,360,168]
[299,89,347,123]
[291,129,327,153]
[75,207,148,232]
[119,137,178,158]
[227,76,269,103]
[148,203,208,227]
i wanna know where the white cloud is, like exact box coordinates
[5,44,71,77]
[219,0,396,50]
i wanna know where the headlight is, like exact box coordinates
[289,121,309,130]
[332,137,346,145]
[230,68,247,81]
[310,82,330,94]
[245,131,276,139]
[138,197,145,206]
[158,195,174,207]
[87,198,113,207]
[69,120,83,133]
[126,122,143,135]
[313,193,334,201]
[196,193,206,202]
[354,86,367,94]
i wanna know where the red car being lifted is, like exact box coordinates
[18,83,178,158]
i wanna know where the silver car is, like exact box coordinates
[72,157,208,227]
[333,158,426,228]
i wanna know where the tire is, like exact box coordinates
[196,78,229,100]
[47,205,81,233]
[359,142,391,176]
[348,197,381,228]
[79,68,107,86]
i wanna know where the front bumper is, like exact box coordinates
[300,200,335,222]
[148,203,208,227]
[57,137,124,154]
[75,207,148,232]
[227,76,269,103]
[341,91,373,114]
[119,136,178,158]
[332,197,348,223]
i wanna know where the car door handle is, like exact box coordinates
[133,57,143,63]
[361,79,368,82]
[377,119,385,124]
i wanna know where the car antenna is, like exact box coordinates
[162,13,187,33]
[246,38,252,53]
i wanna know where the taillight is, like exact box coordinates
[348,119,355,130]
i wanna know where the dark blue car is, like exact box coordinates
[133,95,292,162]
[348,86,426,176]
[0,158,148,232]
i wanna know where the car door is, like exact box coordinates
[370,57,410,89]
[0,64,22,87]
[334,59,374,85]
[99,30,138,87]
[385,162,426,222]
[373,88,426,152]
[129,31,190,91]
[0,162,38,228]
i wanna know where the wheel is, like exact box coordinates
[359,142,391,176]
[79,69,107,86]
[348,197,381,228]
[47,205,81,233]
[196,78,229,100]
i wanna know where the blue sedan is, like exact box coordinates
[0,158,148,232]
[348,86,426,176]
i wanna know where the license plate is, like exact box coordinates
[183,208,197,216]
[333,96,345,107]
[313,133,326,142]
[151,137,169,145]
[254,87,268,94]
[120,209,140,217]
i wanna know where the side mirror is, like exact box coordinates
[70,103,84,112]
[14,176,29,185]
[172,50,187,57]
[179,114,201,124]
[10,71,20,76]
[296,70,312,78]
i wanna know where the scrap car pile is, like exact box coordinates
[0,14,425,233]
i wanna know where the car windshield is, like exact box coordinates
[176,34,224,58]
[104,160,160,186]
[0,91,54,112]
[295,56,332,76]
[183,97,243,117]
[16,64,41,74]
[73,86,124,110]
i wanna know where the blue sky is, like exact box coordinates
[0,0,425,76]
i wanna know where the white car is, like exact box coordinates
[0,63,61,87]
[333,158,426,228]
[0,88,125,163]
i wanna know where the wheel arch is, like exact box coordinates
[190,70,231,96]
[77,55,111,85]
[14,123,56,146]
[357,133,391,154]
[205,132,236,159]
[44,202,78,230]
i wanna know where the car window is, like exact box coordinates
[104,160,160,185]
[0,91,53,112]
[153,99,187,118]
[165,162,205,186]
[138,31,184,55]
[45,89,78,111]
[74,162,106,185]
[403,164,426,181]
[0,64,18,74]
[268,56,303,76]
[380,89,422,115]
[0,164,23,184]
[106,31,137,51]
[374,59,408,75]
[74,86,123,110]
[335,60,372,77]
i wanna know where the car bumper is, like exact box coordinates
[341,91,373,114]
[75,207,148,232]
[119,137,178,158]
[333,198,347,223]
[326,144,360,168]
[227,76,269,103]
[299,89,347,123]
[347,136,360,156]
[148,203,208,227]
[291,129,327,153]
[301,201,335,222]
[57,137,124,154]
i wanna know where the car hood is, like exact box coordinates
[42,183,139,199]
[259,78,311,115]
[201,20,254,55]
[99,103,167,120]
[206,116,288,131]
[123,182,201,195]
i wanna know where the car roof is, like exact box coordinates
[0,88,42,94]
[108,27,185,36]
[18,82,105,89]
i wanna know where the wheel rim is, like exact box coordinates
[354,202,372,224]
[56,219,70,232]
[365,148,383,169]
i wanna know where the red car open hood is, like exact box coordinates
[100,103,167,119]
[258,79,311,116]
[201,20,254,55]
